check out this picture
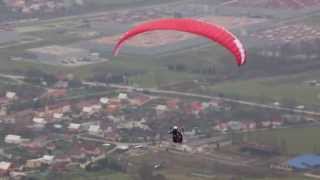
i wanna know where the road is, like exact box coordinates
[166,147,253,168]
[104,83,320,116]
[1,74,319,116]
[76,134,150,147]
[0,73,25,84]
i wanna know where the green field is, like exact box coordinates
[249,177,312,180]
[246,126,320,155]
[30,170,130,180]
[207,71,320,106]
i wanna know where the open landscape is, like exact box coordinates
[0,0,320,180]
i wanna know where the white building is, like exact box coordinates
[99,97,109,104]
[155,105,167,114]
[5,91,16,100]
[53,124,63,129]
[118,93,128,100]
[62,105,71,113]
[68,123,81,131]
[228,121,242,131]
[296,105,305,110]
[262,121,272,128]
[33,117,46,124]
[88,125,101,135]
[0,161,11,171]
[117,145,129,151]
[53,113,63,119]
[91,104,102,111]
[40,155,54,164]
[5,135,22,144]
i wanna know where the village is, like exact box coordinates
[1,0,320,179]
[0,72,316,179]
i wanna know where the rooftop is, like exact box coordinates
[288,154,320,170]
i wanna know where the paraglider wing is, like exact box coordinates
[113,18,246,66]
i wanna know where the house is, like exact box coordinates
[62,105,71,113]
[5,91,17,100]
[22,136,48,153]
[282,114,302,123]
[80,144,102,157]
[68,123,81,132]
[82,106,93,114]
[67,144,86,161]
[155,105,167,112]
[247,121,257,130]
[214,122,228,132]
[50,156,71,172]
[33,117,46,124]
[99,97,109,104]
[0,162,12,176]
[4,135,22,144]
[25,155,53,168]
[228,121,242,131]
[261,121,272,128]
[54,81,69,89]
[53,124,63,129]
[240,121,257,131]
[0,97,9,106]
[9,171,26,179]
[106,104,120,113]
[25,159,43,169]
[117,145,129,151]
[273,101,280,106]
[272,120,283,128]
[166,99,180,110]
[88,125,101,135]
[208,99,223,110]
[91,104,102,111]
[53,113,63,119]
[130,95,150,106]
[0,107,7,116]
[47,89,67,97]
[117,120,150,130]
[296,105,305,110]
[118,93,128,100]
[191,102,203,115]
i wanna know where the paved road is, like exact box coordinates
[2,72,320,116]
[2,75,319,116]
[166,147,253,167]
[76,134,150,147]
[106,83,320,117]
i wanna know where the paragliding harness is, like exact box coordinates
[169,127,184,144]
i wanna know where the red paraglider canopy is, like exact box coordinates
[113,18,246,66]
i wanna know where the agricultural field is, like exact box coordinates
[246,126,320,155]
[127,151,306,180]
[29,170,130,180]
[206,71,320,107]
[227,0,320,10]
